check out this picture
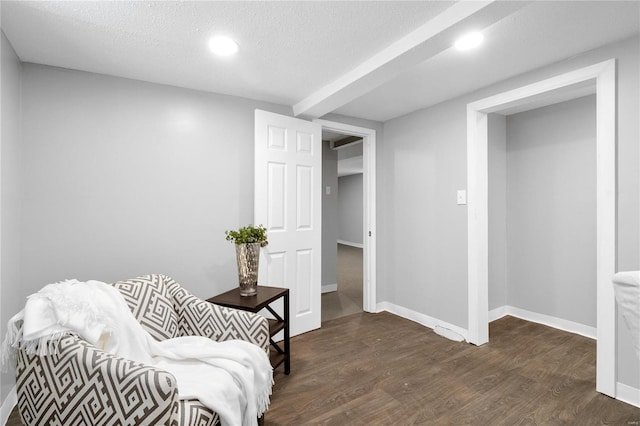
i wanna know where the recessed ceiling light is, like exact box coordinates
[454,32,484,51]
[209,36,238,56]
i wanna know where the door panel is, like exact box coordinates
[255,110,322,337]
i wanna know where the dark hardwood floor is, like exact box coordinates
[265,312,640,425]
[7,313,640,425]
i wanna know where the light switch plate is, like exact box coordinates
[326,186,331,195]
[457,190,467,205]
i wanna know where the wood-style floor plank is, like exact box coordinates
[266,312,640,425]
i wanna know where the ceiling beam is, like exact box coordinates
[293,0,529,119]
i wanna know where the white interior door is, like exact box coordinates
[254,109,322,337]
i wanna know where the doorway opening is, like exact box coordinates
[314,119,377,317]
[321,131,364,322]
[466,59,617,396]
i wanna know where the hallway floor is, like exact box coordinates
[321,243,363,322]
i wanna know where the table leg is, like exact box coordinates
[284,291,290,375]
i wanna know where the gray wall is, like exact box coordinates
[488,114,507,311]
[18,63,291,300]
[381,36,639,387]
[506,96,596,326]
[322,141,338,287]
[337,174,363,245]
[382,95,469,325]
[0,31,22,402]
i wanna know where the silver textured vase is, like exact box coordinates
[235,242,261,296]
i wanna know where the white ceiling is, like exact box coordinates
[2,1,638,122]
[334,1,640,121]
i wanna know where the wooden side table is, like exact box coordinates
[207,285,290,375]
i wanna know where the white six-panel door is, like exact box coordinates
[254,109,322,337]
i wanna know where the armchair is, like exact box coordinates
[15,274,270,426]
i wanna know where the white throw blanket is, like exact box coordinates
[1,279,273,426]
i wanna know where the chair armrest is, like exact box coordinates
[170,285,269,352]
[16,334,179,426]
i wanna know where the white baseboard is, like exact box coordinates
[321,283,337,293]
[376,302,594,344]
[488,305,596,340]
[0,386,17,426]
[376,301,469,342]
[488,305,509,322]
[617,382,640,408]
[337,240,364,249]
[377,302,631,406]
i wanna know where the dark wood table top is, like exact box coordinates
[206,285,289,311]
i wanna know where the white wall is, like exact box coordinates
[18,63,291,302]
[505,95,596,327]
[382,36,639,388]
[0,31,23,402]
[337,174,363,245]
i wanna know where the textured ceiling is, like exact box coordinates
[2,1,639,122]
[1,1,453,105]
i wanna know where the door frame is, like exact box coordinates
[466,59,617,396]
[313,119,377,313]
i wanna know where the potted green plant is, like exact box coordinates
[225,225,268,296]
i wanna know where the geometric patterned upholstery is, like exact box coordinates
[167,277,270,348]
[111,275,179,341]
[15,274,270,426]
[16,334,179,426]
[178,399,221,425]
